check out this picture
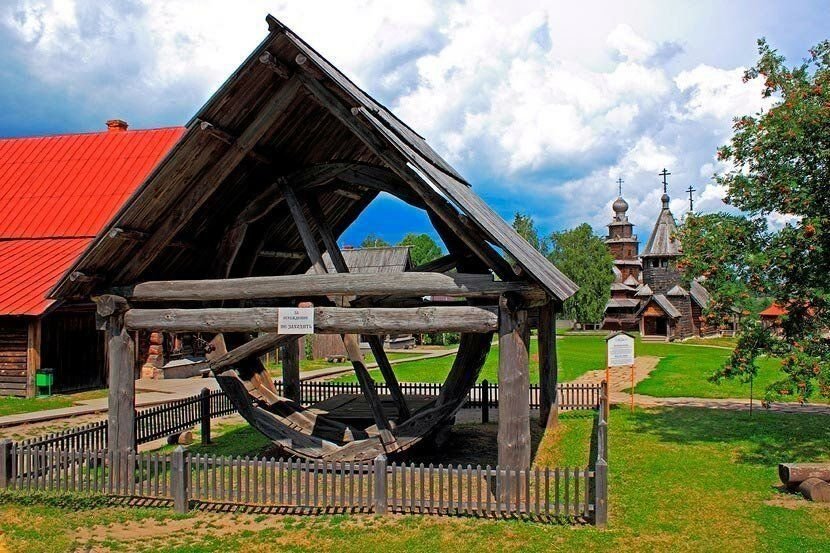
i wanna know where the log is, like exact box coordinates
[497,295,530,470]
[209,332,295,373]
[797,478,830,502]
[779,463,830,487]
[120,272,542,302]
[125,306,498,333]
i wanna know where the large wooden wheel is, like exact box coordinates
[215,332,492,462]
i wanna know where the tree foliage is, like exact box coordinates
[397,233,443,266]
[360,233,390,248]
[547,223,614,324]
[678,38,830,402]
[512,212,550,256]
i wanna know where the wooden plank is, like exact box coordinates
[115,77,303,283]
[125,306,498,333]
[497,295,530,470]
[208,332,295,373]
[122,272,540,302]
[26,319,41,398]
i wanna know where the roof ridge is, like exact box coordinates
[0,126,184,142]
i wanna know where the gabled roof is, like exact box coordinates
[51,15,577,302]
[689,280,711,308]
[635,284,653,297]
[315,246,412,274]
[642,195,680,257]
[759,302,787,317]
[639,293,681,318]
[666,285,689,297]
[606,298,639,309]
[623,275,640,286]
[0,127,184,315]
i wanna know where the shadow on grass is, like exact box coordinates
[629,407,830,465]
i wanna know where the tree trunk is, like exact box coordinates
[797,478,830,502]
[779,463,830,488]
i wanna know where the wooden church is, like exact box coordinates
[602,173,715,340]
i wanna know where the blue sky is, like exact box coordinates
[1,0,827,248]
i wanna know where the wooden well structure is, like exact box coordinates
[50,15,577,468]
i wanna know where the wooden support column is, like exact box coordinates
[25,319,41,398]
[538,300,559,429]
[95,295,135,456]
[280,184,394,443]
[497,294,531,469]
[306,196,411,421]
[282,338,301,403]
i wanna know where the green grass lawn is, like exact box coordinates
[2,406,829,552]
[0,389,107,418]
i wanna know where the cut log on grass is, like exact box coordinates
[797,478,830,502]
[779,463,830,487]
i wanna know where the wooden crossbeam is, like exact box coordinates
[119,272,542,302]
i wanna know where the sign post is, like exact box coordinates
[606,332,635,415]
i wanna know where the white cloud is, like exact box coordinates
[0,0,790,236]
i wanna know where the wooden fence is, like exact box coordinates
[0,444,594,522]
[13,382,602,453]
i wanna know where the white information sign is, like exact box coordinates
[606,333,635,367]
[277,307,315,334]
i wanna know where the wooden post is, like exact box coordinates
[595,400,609,527]
[200,388,212,445]
[373,454,388,515]
[0,439,10,488]
[95,295,135,458]
[538,301,559,428]
[172,446,190,513]
[282,339,301,403]
[26,319,41,398]
[481,379,489,424]
[497,295,531,470]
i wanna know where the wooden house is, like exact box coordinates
[49,15,578,468]
[0,122,182,396]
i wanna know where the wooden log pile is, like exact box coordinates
[779,463,830,502]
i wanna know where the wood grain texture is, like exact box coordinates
[497,297,530,469]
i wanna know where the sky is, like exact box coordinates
[1,0,827,248]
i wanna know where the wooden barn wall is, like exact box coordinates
[41,307,106,394]
[0,318,29,396]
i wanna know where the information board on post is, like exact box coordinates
[277,307,315,334]
[606,332,635,367]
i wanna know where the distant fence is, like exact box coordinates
[14,381,602,460]
[0,445,594,522]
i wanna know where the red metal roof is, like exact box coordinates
[0,127,184,315]
[759,303,787,318]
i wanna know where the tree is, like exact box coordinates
[512,212,549,256]
[547,224,614,325]
[678,38,830,403]
[360,233,390,248]
[397,233,443,267]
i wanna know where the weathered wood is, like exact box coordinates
[25,319,41,398]
[115,77,303,283]
[779,463,830,487]
[282,339,301,403]
[101,304,136,457]
[538,301,558,428]
[259,51,292,79]
[122,272,541,302]
[797,478,830,502]
[497,296,530,470]
[209,333,295,373]
[125,305,498,333]
[306,194,411,421]
[258,250,306,259]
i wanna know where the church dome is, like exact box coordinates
[613,196,629,214]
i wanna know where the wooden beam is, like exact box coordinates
[295,72,515,280]
[94,295,135,457]
[281,338,301,402]
[116,76,303,283]
[107,227,191,249]
[121,272,542,302]
[259,51,292,79]
[281,185,394,442]
[25,319,41,398]
[306,195,411,421]
[258,250,306,260]
[209,332,295,374]
[497,295,531,469]
[125,306,498,333]
[538,300,559,428]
